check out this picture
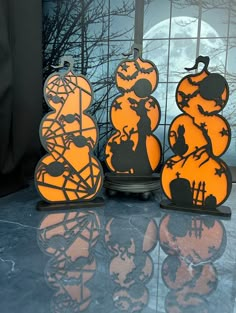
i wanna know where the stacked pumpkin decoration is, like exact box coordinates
[35,56,103,207]
[105,56,162,189]
[105,215,158,312]
[161,56,231,216]
[37,210,101,313]
[159,213,226,313]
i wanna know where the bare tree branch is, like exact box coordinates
[43,0,153,157]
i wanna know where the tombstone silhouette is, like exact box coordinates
[160,56,232,217]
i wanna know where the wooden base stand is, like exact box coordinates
[160,199,231,218]
[36,197,104,211]
[104,173,160,200]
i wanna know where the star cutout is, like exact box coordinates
[177,91,190,108]
[179,101,190,109]
[166,160,175,169]
[215,167,225,177]
[149,99,157,109]
[112,100,122,111]
[219,128,229,137]
[120,63,129,72]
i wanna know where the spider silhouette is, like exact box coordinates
[36,161,73,182]
[65,133,95,150]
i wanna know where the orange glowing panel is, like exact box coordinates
[161,56,232,210]
[105,57,162,175]
[35,57,103,202]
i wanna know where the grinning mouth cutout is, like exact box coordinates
[198,104,221,116]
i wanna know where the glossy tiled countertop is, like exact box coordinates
[0,181,235,313]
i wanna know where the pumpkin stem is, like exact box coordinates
[122,45,141,60]
[51,56,74,71]
[185,55,209,72]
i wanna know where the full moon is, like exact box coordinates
[143,16,224,75]
[142,16,226,157]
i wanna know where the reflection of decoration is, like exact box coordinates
[104,56,162,197]
[105,216,158,312]
[161,56,232,216]
[37,210,101,312]
[159,213,226,313]
[34,56,103,209]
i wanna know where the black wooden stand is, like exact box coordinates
[104,173,160,200]
[160,199,231,218]
[36,197,104,211]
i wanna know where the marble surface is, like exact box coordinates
[0,181,236,313]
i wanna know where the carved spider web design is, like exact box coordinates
[37,211,101,312]
[46,72,79,100]
[40,119,67,155]
[43,72,97,149]
[60,157,103,201]
[35,62,103,202]
[36,153,103,201]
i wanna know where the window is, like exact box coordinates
[43,0,236,165]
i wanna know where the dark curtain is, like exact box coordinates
[0,0,42,196]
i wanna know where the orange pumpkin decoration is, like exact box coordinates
[159,213,226,313]
[161,56,232,211]
[37,210,101,312]
[112,287,149,313]
[35,57,103,203]
[162,256,217,293]
[159,214,226,263]
[163,257,217,313]
[105,56,161,175]
[105,216,158,311]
